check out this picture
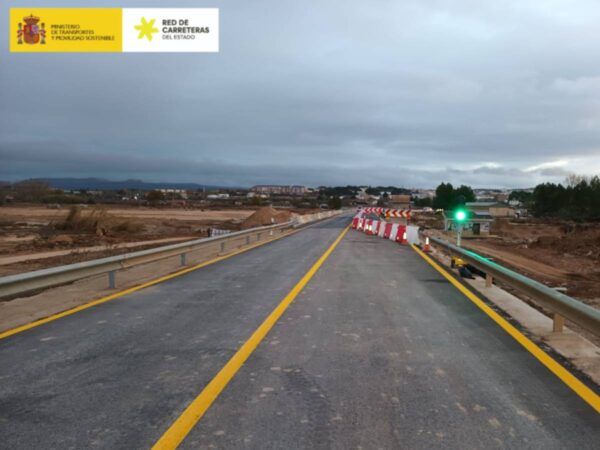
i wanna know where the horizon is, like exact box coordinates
[1,176,539,191]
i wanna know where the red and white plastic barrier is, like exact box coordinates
[388,224,399,241]
[383,223,394,239]
[377,221,386,237]
[394,225,408,244]
[352,210,425,249]
[374,221,382,235]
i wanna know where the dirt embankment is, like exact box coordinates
[0,204,320,276]
[468,219,600,303]
[239,206,293,229]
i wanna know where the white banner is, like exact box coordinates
[122,8,219,53]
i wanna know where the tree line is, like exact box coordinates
[530,175,600,221]
[427,175,600,221]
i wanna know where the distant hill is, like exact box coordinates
[21,178,226,191]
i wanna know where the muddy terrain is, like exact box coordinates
[0,205,317,276]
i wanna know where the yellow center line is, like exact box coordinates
[151,225,350,450]
[0,226,310,341]
[411,244,600,414]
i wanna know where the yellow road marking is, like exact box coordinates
[151,226,350,450]
[0,227,309,341]
[412,244,600,414]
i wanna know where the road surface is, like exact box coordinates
[0,216,598,449]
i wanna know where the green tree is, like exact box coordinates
[433,182,454,210]
[328,197,342,209]
[532,183,565,217]
[453,185,475,206]
[432,183,476,211]
[508,190,533,205]
[530,176,600,221]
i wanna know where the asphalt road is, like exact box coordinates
[1,216,598,449]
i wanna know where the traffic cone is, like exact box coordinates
[423,237,432,252]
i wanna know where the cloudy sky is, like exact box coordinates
[2,0,600,188]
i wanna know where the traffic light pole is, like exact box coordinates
[452,208,467,247]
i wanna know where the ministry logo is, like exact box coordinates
[17,14,47,45]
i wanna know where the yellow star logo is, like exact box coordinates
[134,17,158,41]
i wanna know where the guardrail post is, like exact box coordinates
[270,230,274,236]
[220,242,225,253]
[485,273,493,288]
[553,313,565,332]
[108,271,116,289]
[180,253,187,266]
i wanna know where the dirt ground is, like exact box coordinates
[468,219,600,302]
[0,206,254,223]
[0,205,316,276]
[414,213,600,305]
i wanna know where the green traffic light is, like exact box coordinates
[454,209,467,222]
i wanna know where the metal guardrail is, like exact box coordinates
[0,209,346,299]
[427,236,600,337]
[0,222,292,298]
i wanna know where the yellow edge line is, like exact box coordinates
[0,227,306,341]
[151,225,350,450]
[411,244,600,414]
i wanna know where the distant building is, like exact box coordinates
[495,193,509,203]
[207,193,230,199]
[389,194,411,209]
[356,188,368,201]
[411,189,435,199]
[246,192,268,199]
[159,188,188,199]
[466,202,515,218]
[251,185,308,195]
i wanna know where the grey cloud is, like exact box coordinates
[2,0,600,187]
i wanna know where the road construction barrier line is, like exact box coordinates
[0,217,346,341]
[412,244,600,414]
[151,225,350,450]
